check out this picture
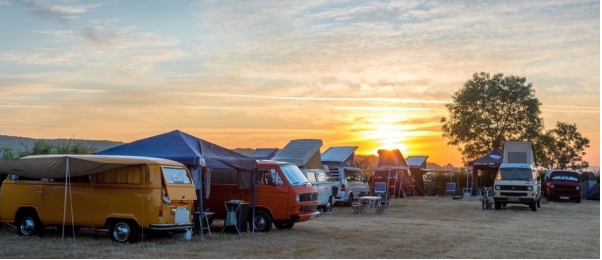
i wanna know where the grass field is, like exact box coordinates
[0,196,598,259]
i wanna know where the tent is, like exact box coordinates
[580,172,599,200]
[95,130,258,238]
[468,148,504,188]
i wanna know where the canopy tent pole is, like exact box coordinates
[198,167,205,241]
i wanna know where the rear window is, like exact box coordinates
[162,167,192,184]
[550,171,579,182]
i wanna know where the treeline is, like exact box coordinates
[1,139,97,159]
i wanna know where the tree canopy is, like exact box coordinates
[536,121,590,170]
[441,72,543,164]
[1,139,97,159]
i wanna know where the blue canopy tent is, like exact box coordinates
[96,130,257,239]
[468,148,504,190]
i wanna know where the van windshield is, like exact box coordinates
[551,172,579,182]
[280,165,311,186]
[163,167,192,184]
[496,168,533,181]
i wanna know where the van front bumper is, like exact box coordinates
[149,223,195,232]
[291,211,321,222]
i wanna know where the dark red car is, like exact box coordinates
[545,170,581,203]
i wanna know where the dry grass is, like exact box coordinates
[0,197,598,259]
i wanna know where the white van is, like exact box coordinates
[493,141,541,211]
[321,146,369,205]
[329,167,369,205]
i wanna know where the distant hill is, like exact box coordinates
[0,134,123,157]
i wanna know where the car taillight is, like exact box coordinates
[341,184,346,191]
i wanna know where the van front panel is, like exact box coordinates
[0,176,44,223]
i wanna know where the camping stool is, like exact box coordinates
[351,203,365,214]
[201,212,214,236]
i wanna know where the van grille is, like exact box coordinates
[498,185,530,191]
[299,193,318,202]
[300,205,317,212]
[501,192,528,196]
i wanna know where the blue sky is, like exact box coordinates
[0,0,599,166]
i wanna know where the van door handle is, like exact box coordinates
[35,190,43,195]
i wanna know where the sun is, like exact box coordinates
[362,123,411,155]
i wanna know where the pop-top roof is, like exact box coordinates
[406,156,429,168]
[250,148,278,160]
[321,146,358,167]
[272,139,323,168]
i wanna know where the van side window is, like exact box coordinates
[256,169,271,185]
[97,166,142,184]
[306,171,317,183]
[271,169,283,186]
[10,175,41,182]
[49,175,91,183]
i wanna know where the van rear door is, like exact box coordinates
[162,167,197,202]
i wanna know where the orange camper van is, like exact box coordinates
[203,160,320,232]
[0,155,197,242]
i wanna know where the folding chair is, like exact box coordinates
[351,192,368,214]
[375,192,390,215]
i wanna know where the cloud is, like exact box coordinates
[21,0,98,20]
[0,0,10,6]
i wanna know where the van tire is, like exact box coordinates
[250,210,272,232]
[346,194,353,206]
[494,201,501,210]
[16,210,42,236]
[325,198,333,212]
[274,221,295,230]
[530,201,537,211]
[110,220,139,243]
[576,197,581,203]
[536,197,541,208]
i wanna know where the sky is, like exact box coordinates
[0,0,599,167]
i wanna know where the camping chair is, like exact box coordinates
[374,182,387,195]
[375,192,390,215]
[351,192,368,214]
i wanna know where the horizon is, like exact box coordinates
[0,1,599,167]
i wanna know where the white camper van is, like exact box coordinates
[322,146,369,205]
[493,141,542,211]
[273,139,335,212]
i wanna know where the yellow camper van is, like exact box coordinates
[0,155,197,242]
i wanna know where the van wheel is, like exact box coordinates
[546,193,550,201]
[110,220,139,243]
[325,198,333,212]
[346,194,354,206]
[530,201,537,211]
[576,197,581,203]
[16,210,41,236]
[250,210,272,232]
[536,197,541,208]
[273,221,295,230]
[494,201,501,210]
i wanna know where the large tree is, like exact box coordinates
[441,72,543,164]
[536,121,590,170]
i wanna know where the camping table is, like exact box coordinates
[358,196,381,214]
[221,200,249,235]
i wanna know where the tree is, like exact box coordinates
[536,121,590,170]
[441,72,543,164]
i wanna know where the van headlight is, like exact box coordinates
[296,194,300,202]
[550,184,555,188]
[527,186,533,191]
[495,186,500,190]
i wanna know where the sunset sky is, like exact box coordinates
[0,0,599,167]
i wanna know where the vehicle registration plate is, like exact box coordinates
[310,213,317,219]
[507,197,519,201]
[559,196,570,200]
